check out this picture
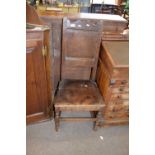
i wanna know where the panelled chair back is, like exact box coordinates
[61,17,102,81]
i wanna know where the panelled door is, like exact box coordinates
[26,39,49,124]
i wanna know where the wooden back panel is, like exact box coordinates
[61,17,102,80]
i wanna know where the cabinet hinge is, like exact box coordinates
[42,45,47,56]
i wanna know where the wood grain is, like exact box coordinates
[61,17,102,80]
[96,41,129,126]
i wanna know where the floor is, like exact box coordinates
[27,115,129,155]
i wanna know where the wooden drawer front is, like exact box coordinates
[64,18,102,31]
[112,68,129,79]
[102,20,127,33]
[102,32,129,41]
[111,87,129,94]
[110,93,129,101]
[104,112,129,120]
[106,100,129,113]
[110,79,129,87]
[26,31,43,40]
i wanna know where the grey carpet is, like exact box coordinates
[27,116,129,155]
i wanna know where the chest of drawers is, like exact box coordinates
[97,41,129,126]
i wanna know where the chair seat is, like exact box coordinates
[54,80,105,111]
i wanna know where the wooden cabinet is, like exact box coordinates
[97,41,129,126]
[26,25,52,124]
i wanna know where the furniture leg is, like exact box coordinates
[55,110,60,132]
[93,111,99,131]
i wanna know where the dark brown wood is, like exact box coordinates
[26,4,53,123]
[26,24,52,124]
[26,113,50,124]
[43,29,53,117]
[40,16,62,95]
[96,41,129,126]
[54,80,105,131]
[61,17,102,81]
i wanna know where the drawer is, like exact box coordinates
[106,100,129,113]
[111,87,129,93]
[104,111,129,120]
[110,93,129,100]
[112,68,129,79]
[110,79,129,87]
[102,20,127,33]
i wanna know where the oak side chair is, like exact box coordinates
[53,17,105,131]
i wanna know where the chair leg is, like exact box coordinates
[93,111,99,131]
[55,110,60,132]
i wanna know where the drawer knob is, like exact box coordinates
[119,87,124,91]
[121,80,127,85]
[117,95,120,98]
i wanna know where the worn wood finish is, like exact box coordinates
[38,10,128,33]
[38,11,128,87]
[61,17,102,80]
[55,80,104,107]
[101,119,129,127]
[26,24,52,124]
[54,80,105,131]
[43,30,53,116]
[40,16,62,95]
[26,37,48,123]
[27,4,129,127]
[26,112,50,124]
[96,41,129,126]
[100,41,129,80]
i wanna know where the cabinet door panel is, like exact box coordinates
[26,53,40,115]
[26,42,48,118]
